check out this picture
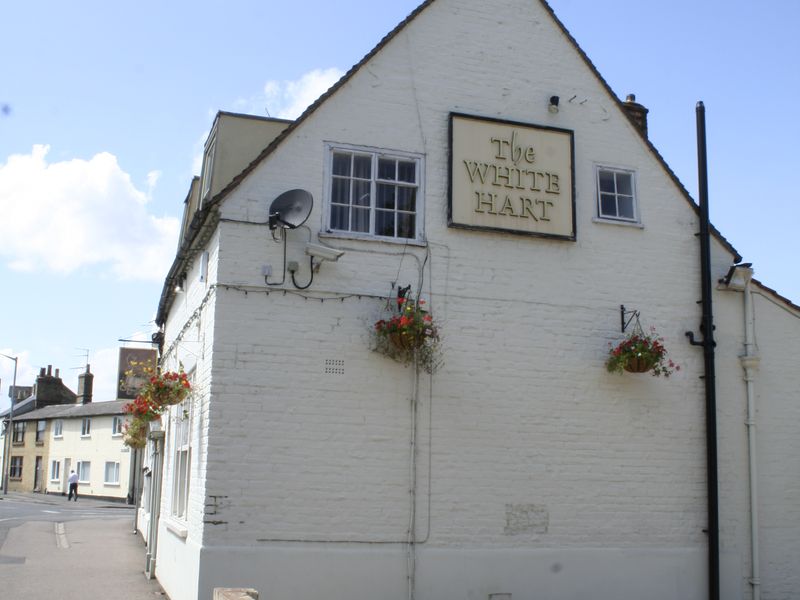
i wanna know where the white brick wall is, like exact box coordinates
[154,0,800,599]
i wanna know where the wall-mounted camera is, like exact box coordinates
[305,243,345,263]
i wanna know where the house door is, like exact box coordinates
[34,456,42,492]
[63,458,71,494]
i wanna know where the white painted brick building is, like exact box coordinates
[143,1,800,599]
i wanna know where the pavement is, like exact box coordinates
[0,492,167,599]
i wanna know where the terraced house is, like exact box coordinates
[2,366,134,501]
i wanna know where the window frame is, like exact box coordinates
[104,461,120,485]
[170,371,195,521]
[81,417,91,437]
[10,456,23,479]
[200,136,217,202]
[112,416,124,436]
[12,421,25,444]
[76,461,91,483]
[323,142,425,243]
[595,165,639,224]
[53,419,63,438]
[36,420,46,443]
[50,460,61,482]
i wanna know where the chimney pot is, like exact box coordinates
[55,368,60,378]
[47,365,52,376]
[622,92,649,138]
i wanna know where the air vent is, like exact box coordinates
[324,359,345,375]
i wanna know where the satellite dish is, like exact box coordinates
[268,189,313,230]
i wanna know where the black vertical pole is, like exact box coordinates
[696,100,720,600]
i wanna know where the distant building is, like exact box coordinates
[2,365,135,501]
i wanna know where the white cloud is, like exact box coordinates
[146,170,161,196]
[233,67,345,121]
[0,145,179,281]
[264,68,344,119]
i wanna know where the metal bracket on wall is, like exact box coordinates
[620,305,640,333]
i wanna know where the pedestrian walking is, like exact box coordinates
[67,470,79,501]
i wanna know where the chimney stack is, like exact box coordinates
[77,364,94,405]
[622,93,649,138]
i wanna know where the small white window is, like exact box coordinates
[200,138,216,200]
[199,250,209,283]
[104,461,120,485]
[112,416,124,436]
[50,460,61,482]
[77,461,91,483]
[596,167,638,222]
[81,417,91,437]
[326,145,424,241]
[53,420,63,438]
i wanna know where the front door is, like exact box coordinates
[34,456,42,492]
[62,458,71,494]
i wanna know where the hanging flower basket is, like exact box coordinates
[121,364,192,448]
[122,417,148,449]
[373,295,442,373]
[623,356,655,373]
[606,326,678,377]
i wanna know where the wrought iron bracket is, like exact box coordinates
[620,305,640,333]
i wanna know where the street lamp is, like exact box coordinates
[1,352,18,495]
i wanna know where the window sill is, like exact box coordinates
[104,482,120,487]
[111,433,123,438]
[164,517,189,539]
[80,435,91,439]
[592,217,644,229]
[53,435,63,440]
[78,481,90,485]
[12,442,24,447]
[319,231,426,247]
[9,477,22,481]
[49,479,60,483]
[36,441,44,446]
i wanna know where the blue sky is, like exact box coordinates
[1,0,798,409]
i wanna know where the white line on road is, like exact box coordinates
[55,522,70,549]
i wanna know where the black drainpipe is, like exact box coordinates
[686,100,720,600]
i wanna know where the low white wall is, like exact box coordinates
[157,525,202,600]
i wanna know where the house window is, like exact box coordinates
[596,167,638,222]
[112,416,124,436]
[81,418,91,437]
[10,457,23,479]
[104,461,120,485]
[36,420,46,443]
[199,251,209,283]
[200,138,216,200]
[53,420,63,438]
[76,461,91,483]
[12,422,25,444]
[327,145,423,240]
[50,460,61,482]
[171,392,193,519]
